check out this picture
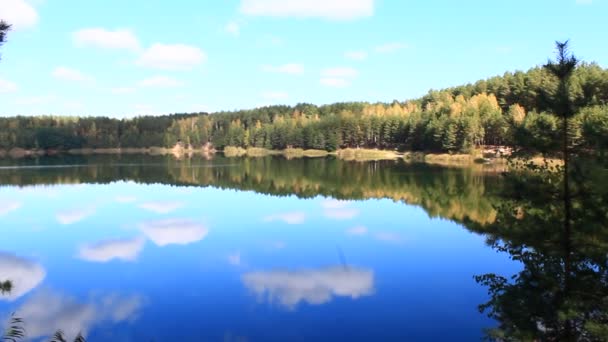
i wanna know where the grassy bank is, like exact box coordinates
[4,146,553,168]
[0,146,217,158]
[222,146,329,158]
[335,148,400,161]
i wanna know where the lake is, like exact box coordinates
[0,155,521,341]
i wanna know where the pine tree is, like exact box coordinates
[442,121,457,152]
[0,21,10,60]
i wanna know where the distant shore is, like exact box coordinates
[0,146,514,166]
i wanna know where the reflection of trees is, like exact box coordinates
[469,160,608,341]
[3,289,142,342]
[469,43,608,341]
[0,155,501,225]
[0,253,46,301]
[0,280,11,295]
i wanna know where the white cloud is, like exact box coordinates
[320,78,350,88]
[137,43,206,70]
[78,237,146,263]
[240,0,374,20]
[137,76,182,88]
[263,241,286,250]
[225,21,240,36]
[495,46,513,54]
[73,28,140,51]
[324,208,359,220]
[63,100,84,110]
[375,42,407,53]
[321,199,349,209]
[321,67,358,78]
[374,232,404,244]
[575,0,592,4]
[115,195,137,203]
[242,266,374,309]
[0,0,38,30]
[138,201,183,214]
[346,225,368,236]
[110,87,137,94]
[14,290,143,340]
[322,200,359,220]
[261,63,304,75]
[0,252,46,301]
[139,218,208,246]
[15,95,56,105]
[0,79,18,93]
[133,104,159,116]
[320,67,358,88]
[56,207,95,225]
[228,252,241,266]
[344,51,368,61]
[263,212,305,225]
[261,91,289,101]
[265,35,283,45]
[0,200,21,216]
[52,67,93,83]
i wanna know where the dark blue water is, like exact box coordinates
[0,155,518,341]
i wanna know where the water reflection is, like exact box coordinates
[78,237,146,263]
[0,253,45,301]
[263,212,306,225]
[242,266,374,310]
[138,201,184,214]
[0,154,501,226]
[56,206,96,225]
[227,252,241,266]
[138,218,208,246]
[0,200,21,216]
[346,225,368,236]
[15,290,143,340]
[0,155,547,340]
[114,195,137,204]
[467,160,608,341]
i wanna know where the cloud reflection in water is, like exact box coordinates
[56,207,96,225]
[263,212,306,225]
[139,218,208,246]
[0,252,46,301]
[14,290,144,340]
[78,237,146,262]
[0,200,22,216]
[242,266,374,309]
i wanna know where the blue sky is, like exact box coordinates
[0,0,605,117]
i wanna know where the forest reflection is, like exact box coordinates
[467,158,608,341]
[0,154,502,226]
[2,154,606,340]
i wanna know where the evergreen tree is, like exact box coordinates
[0,20,10,60]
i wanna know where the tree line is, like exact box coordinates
[1,63,607,154]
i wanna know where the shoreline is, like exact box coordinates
[0,146,512,166]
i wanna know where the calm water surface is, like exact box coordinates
[0,155,519,341]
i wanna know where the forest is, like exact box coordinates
[1,63,607,155]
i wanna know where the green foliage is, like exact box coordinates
[0,20,10,60]
[471,158,608,341]
[1,64,607,155]
[471,41,608,342]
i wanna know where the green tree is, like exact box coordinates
[0,20,10,60]
[473,41,608,342]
